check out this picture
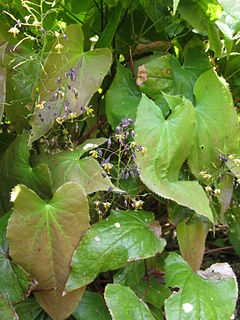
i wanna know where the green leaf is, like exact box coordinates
[31,25,112,142]
[164,253,238,320]
[218,0,240,20]
[66,210,166,291]
[188,69,239,177]
[0,294,18,320]
[114,261,145,288]
[31,138,114,194]
[176,221,207,271]
[73,291,111,320]
[218,174,233,218]
[96,5,123,48]
[0,133,52,212]
[134,276,171,309]
[173,0,180,14]
[0,43,7,122]
[206,22,222,57]
[0,212,37,304]
[7,183,88,319]
[136,55,194,116]
[135,94,213,221]
[106,63,141,129]
[104,284,155,320]
[15,297,51,320]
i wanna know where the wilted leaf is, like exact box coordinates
[219,174,233,218]
[188,69,239,177]
[106,63,141,129]
[73,291,111,320]
[104,284,155,319]
[0,133,52,212]
[31,138,114,194]
[164,253,238,320]
[66,210,166,291]
[135,94,213,221]
[7,183,88,319]
[31,25,112,142]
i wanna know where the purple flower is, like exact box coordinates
[219,175,223,182]
[125,171,129,180]
[17,20,21,27]
[120,169,125,179]
[135,165,140,176]
[102,172,107,178]
[107,138,111,149]
[124,199,128,207]
[130,170,134,178]
[132,151,136,160]
[98,150,103,157]
[124,131,129,140]
[63,34,68,40]
[51,138,55,146]
[64,72,68,78]
[57,76,61,84]
[131,130,135,139]
[45,139,49,145]
[108,186,113,192]
[116,125,121,134]
[41,28,46,35]
[119,138,124,146]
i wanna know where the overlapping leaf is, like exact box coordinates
[104,284,155,320]
[14,297,51,320]
[31,138,114,194]
[0,294,18,320]
[0,133,52,212]
[188,69,239,177]
[66,210,166,291]
[7,183,89,319]
[0,212,36,305]
[73,291,111,320]
[164,253,238,320]
[31,24,112,142]
[135,94,213,221]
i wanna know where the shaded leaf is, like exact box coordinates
[106,63,141,129]
[164,253,238,320]
[31,138,114,194]
[31,25,112,142]
[7,183,88,319]
[219,174,233,218]
[114,260,145,288]
[66,210,166,291]
[73,291,111,320]
[188,69,239,177]
[135,94,213,221]
[0,42,7,122]
[0,134,52,212]
[134,276,171,309]
[104,284,155,319]
[177,221,207,271]
[15,297,51,320]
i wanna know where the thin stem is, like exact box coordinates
[226,66,240,81]
[141,259,149,301]
[137,0,153,42]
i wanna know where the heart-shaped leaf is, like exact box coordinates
[0,133,52,212]
[164,253,238,320]
[31,138,114,194]
[135,94,213,221]
[73,291,111,320]
[66,210,166,291]
[7,182,89,319]
[104,284,155,320]
[30,25,112,142]
[188,69,239,177]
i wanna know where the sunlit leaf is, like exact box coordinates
[104,284,155,320]
[135,94,213,221]
[66,210,166,291]
[188,69,239,177]
[7,183,88,319]
[164,253,238,320]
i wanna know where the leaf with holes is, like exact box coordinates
[66,210,166,291]
[7,183,88,319]
[104,284,155,320]
[164,253,238,320]
[135,94,213,221]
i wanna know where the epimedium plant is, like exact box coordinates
[0,0,239,319]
